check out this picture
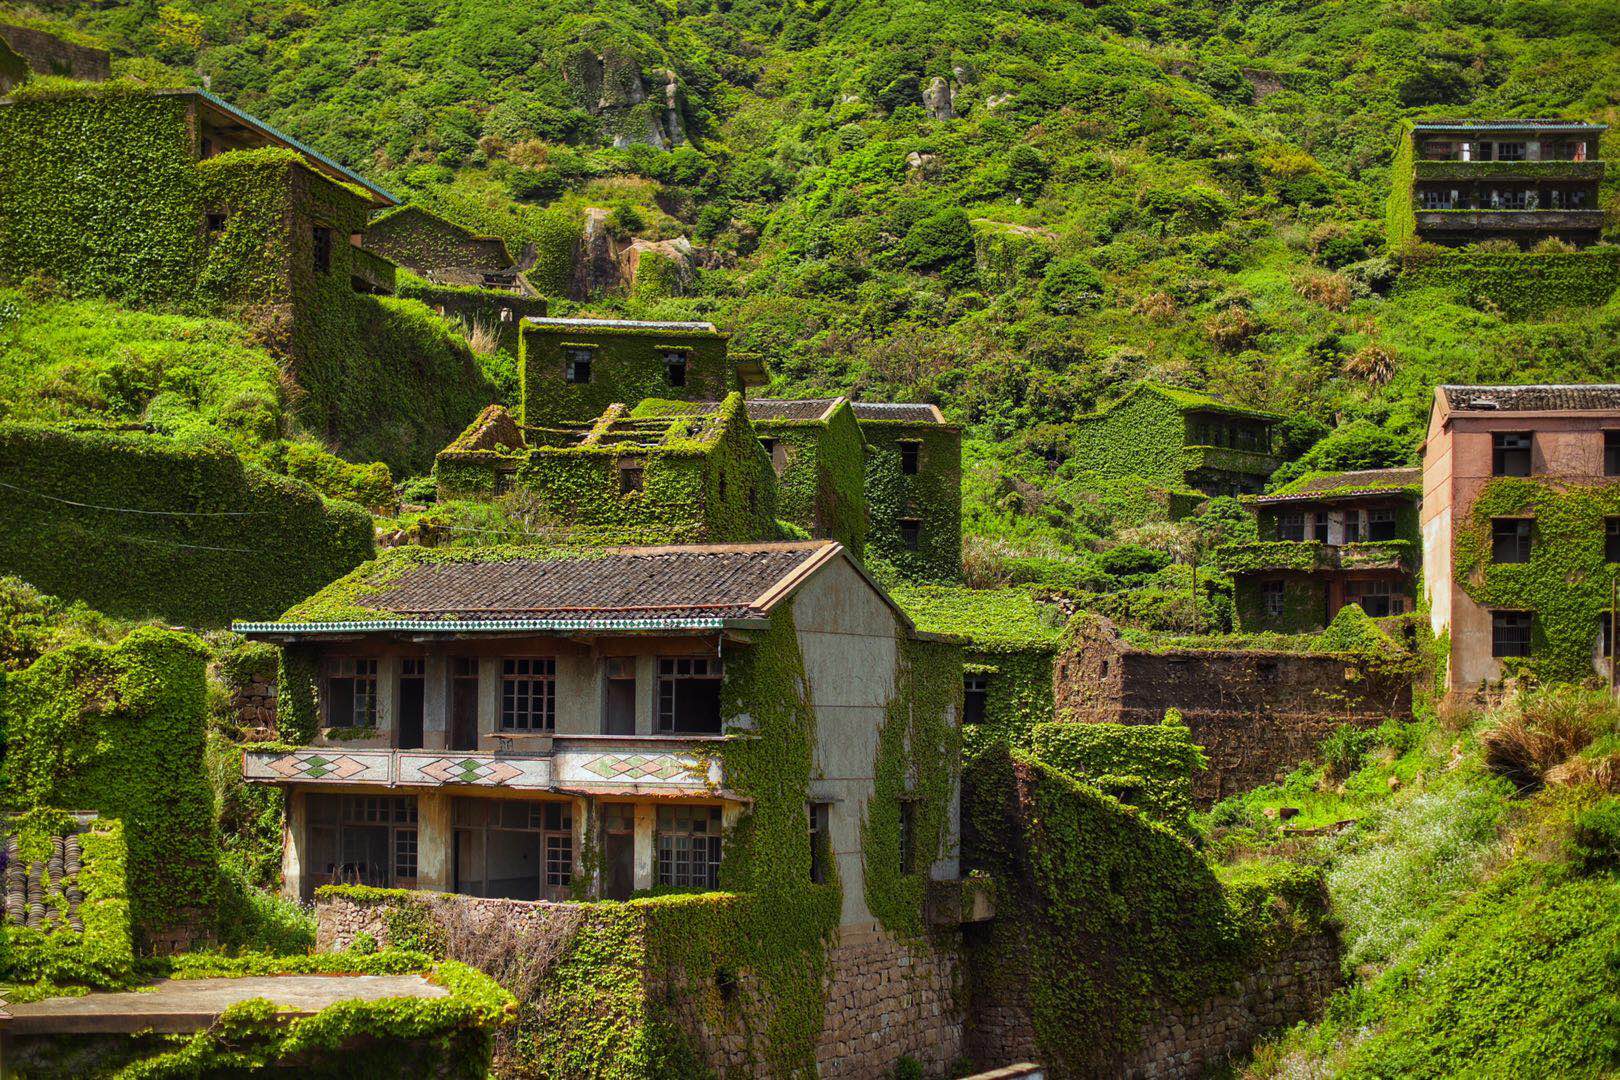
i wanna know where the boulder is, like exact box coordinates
[922,76,956,120]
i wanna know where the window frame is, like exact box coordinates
[1492,432,1533,477]
[312,224,333,274]
[563,347,594,384]
[1604,431,1620,477]
[1607,517,1620,564]
[1491,610,1533,658]
[656,805,723,889]
[323,656,379,728]
[662,349,689,388]
[1262,579,1287,618]
[656,656,724,734]
[898,440,922,475]
[500,657,557,732]
[962,673,988,725]
[898,518,922,551]
[1490,517,1534,564]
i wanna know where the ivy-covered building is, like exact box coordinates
[742,398,870,561]
[1066,382,1285,497]
[436,394,779,545]
[517,316,768,426]
[364,203,533,293]
[851,401,964,581]
[1223,468,1422,632]
[1389,119,1607,249]
[1422,384,1620,692]
[237,539,964,930]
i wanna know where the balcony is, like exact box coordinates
[1219,540,1415,575]
[1414,209,1606,233]
[1414,159,1603,182]
[1180,444,1283,479]
[243,734,729,795]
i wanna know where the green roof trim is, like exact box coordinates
[234,616,752,635]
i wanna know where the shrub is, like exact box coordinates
[1037,257,1105,314]
[1343,343,1398,387]
[1480,687,1616,794]
[1568,798,1620,876]
[1295,270,1352,311]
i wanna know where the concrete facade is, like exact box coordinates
[1422,385,1620,691]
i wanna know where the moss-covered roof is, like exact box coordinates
[891,585,1065,652]
[1076,381,1285,423]
[1252,467,1422,504]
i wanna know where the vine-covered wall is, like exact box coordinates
[519,324,741,426]
[0,627,220,946]
[962,746,1330,1075]
[1066,386,1206,488]
[1029,719,1204,830]
[364,204,513,275]
[514,393,779,544]
[1453,477,1620,683]
[0,422,375,626]
[861,418,963,583]
[1232,573,1328,632]
[754,401,869,560]
[1385,123,1417,250]
[1396,249,1620,319]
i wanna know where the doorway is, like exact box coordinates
[398,658,424,750]
[601,804,635,900]
[451,658,479,751]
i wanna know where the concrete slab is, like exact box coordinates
[0,973,448,1035]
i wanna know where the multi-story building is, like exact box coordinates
[1423,385,1620,692]
[1223,468,1422,632]
[236,539,963,925]
[1066,382,1284,497]
[1395,119,1607,249]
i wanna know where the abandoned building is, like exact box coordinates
[517,316,768,427]
[236,540,962,914]
[1224,467,1423,632]
[0,22,110,93]
[365,204,536,293]
[1066,382,1284,497]
[1422,384,1620,692]
[0,85,401,311]
[1398,120,1607,248]
[1054,615,1414,804]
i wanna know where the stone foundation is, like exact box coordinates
[228,674,278,738]
[1116,932,1340,1078]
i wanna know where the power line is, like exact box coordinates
[0,478,265,517]
[57,525,258,555]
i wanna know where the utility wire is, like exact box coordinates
[0,478,265,516]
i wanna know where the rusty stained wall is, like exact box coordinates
[1054,619,1411,804]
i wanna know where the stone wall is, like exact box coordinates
[1115,931,1340,1079]
[229,672,278,739]
[1056,617,1412,804]
[0,24,110,81]
[318,891,967,1078]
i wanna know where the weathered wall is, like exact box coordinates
[0,24,110,81]
[1055,619,1411,803]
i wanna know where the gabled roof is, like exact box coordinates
[1078,382,1284,423]
[233,540,921,636]
[848,402,948,424]
[189,89,395,206]
[746,399,846,422]
[1412,119,1605,134]
[1438,384,1620,414]
[1250,467,1422,505]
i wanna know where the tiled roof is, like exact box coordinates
[1413,120,1605,133]
[1440,384,1620,413]
[745,399,842,422]
[1253,467,1422,504]
[524,317,720,333]
[315,542,836,624]
[849,402,946,424]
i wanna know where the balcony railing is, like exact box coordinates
[243,734,728,793]
[1415,209,1606,232]
[1181,444,1283,478]
[1218,540,1415,575]
[1413,159,1604,182]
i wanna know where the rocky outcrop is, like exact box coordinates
[569,208,699,299]
[564,47,688,150]
[923,75,956,120]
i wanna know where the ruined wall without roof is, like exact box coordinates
[0,24,110,81]
[1055,618,1411,804]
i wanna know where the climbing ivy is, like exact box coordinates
[1030,720,1206,831]
[0,627,220,944]
[1453,477,1620,684]
[752,400,869,559]
[519,323,743,427]
[1065,382,1281,491]
[0,813,133,994]
[0,421,374,626]
[1396,249,1620,319]
[860,417,963,583]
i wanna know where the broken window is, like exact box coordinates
[1263,580,1286,618]
[963,673,988,725]
[899,441,921,475]
[1278,512,1305,542]
[323,657,378,727]
[656,805,722,889]
[312,225,333,273]
[1492,432,1532,477]
[205,211,228,238]
[899,519,922,551]
[564,347,593,384]
[500,658,556,732]
[1491,519,1533,564]
[453,798,572,901]
[657,656,723,734]
[1348,579,1396,617]
[307,794,417,893]
[1491,611,1533,658]
[602,656,637,735]
[808,802,832,885]
[663,350,688,387]
[619,459,644,494]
